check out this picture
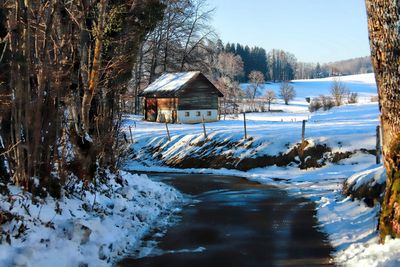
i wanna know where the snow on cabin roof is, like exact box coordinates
[142,71,200,95]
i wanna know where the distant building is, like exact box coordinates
[139,71,223,124]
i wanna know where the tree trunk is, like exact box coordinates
[365,0,400,242]
[82,0,109,133]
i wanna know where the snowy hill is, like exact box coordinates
[241,73,377,101]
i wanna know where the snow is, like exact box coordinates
[0,171,185,267]
[121,73,400,266]
[345,166,386,192]
[242,72,377,101]
[142,71,200,94]
[1,73,394,266]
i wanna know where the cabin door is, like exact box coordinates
[146,98,158,121]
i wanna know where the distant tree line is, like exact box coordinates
[296,56,373,80]
[222,42,373,82]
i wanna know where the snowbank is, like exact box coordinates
[336,237,400,267]
[0,171,184,267]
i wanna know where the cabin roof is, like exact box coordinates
[139,71,223,98]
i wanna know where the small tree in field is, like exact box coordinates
[279,82,296,105]
[265,90,276,111]
[247,71,265,111]
[330,78,348,106]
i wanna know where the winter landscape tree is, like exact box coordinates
[330,78,349,106]
[365,0,400,241]
[215,52,244,117]
[246,71,265,111]
[225,43,268,82]
[279,82,296,105]
[264,90,276,112]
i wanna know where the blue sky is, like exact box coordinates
[210,0,371,63]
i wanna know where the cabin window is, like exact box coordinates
[185,112,190,117]
[207,111,212,116]
[196,111,201,116]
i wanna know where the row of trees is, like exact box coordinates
[222,42,373,82]
[225,43,268,82]
[296,57,373,80]
[0,0,165,196]
[224,44,297,82]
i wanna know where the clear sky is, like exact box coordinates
[210,0,371,63]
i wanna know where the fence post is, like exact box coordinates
[243,112,247,140]
[129,126,134,143]
[202,115,207,139]
[165,119,171,141]
[301,120,306,143]
[376,125,381,164]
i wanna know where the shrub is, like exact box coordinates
[348,92,358,104]
[309,98,322,112]
[321,95,335,110]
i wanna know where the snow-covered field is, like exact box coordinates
[242,73,377,100]
[122,74,400,266]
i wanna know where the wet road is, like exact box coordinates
[118,173,334,267]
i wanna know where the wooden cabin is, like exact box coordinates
[139,71,223,124]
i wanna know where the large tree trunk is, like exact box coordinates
[365,0,400,241]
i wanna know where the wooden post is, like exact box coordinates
[165,121,171,141]
[129,126,134,143]
[243,112,247,140]
[202,115,207,139]
[376,125,381,164]
[301,120,306,143]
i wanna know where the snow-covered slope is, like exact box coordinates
[241,73,377,100]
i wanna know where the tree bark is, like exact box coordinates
[365,0,400,241]
[81,0,109,133]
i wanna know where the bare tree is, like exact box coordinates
[365,0,400,241]
[246,71,265,111]
[215,52,244,118]
[320,95,334,111]
[348,92,358,104]
[217,52,244,79]
[264,90,276,111]
[330,78,349,106]
[279,82,296,105]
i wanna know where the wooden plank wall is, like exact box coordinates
[178,76,219,110]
